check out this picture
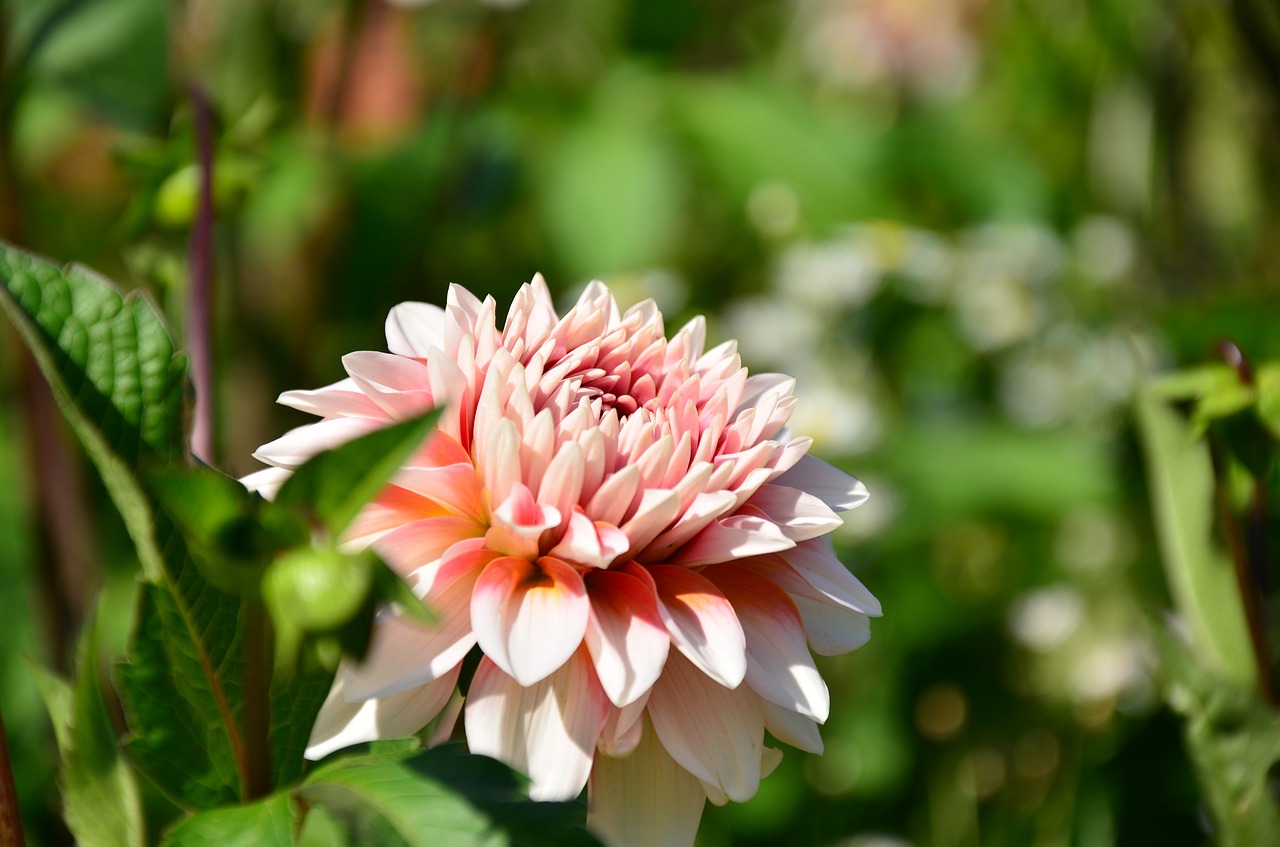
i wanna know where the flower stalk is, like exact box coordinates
[0,706,25,847]
[188,84,217,466]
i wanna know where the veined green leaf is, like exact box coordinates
[271,409,440,538]
[30,613,146,847]
[300,743,601,847]
[159,791,298,847]
[1136,388,1256,688]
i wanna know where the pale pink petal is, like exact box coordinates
[484,483,561,560]
[647,651,765,803]
[385,301,446,358]
[762,700,823,754]
[783,538,882,616]
[538,442,585,522]
[775,453,870,511]
[342,351,435,419]
[465,650,608,801]
[306,663,461,760]
[586,465,640,526]
[583,570,670,707]
[619,489,682,557]
[670,509,796,567]
[642,490,738,561]
[550,509,630,570]
[343,548,492,698]
[705,563,829,722]
[278,378,387,419]
[240,466,291,499]
[588,715,707,847]
[597,693,649,758]
[251,417,380,469]
[471,555,589,686]
[371,515,486,577]
[746,484,842,542]
[649,565,746,689]
[792,595,872,656]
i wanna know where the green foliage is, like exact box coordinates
[31,613,145,847]
[160,792,297,847]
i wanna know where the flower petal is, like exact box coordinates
[745,484,843,542]
[704,563,829,722]
[648,565,746,690]
[465,649,608,801]
[670,509,796,567]
[278,378,387,419]
[597,693,649,758]
[484,483,561,560]
[252,417,380,469]
[342,351,435,419]
[551,508,630,570]
[774,453,869,511]
[306,663,461,760]
[761,700,823,755]
[583,569,670,707]
[792,595,872,656]
[647,651,765,803]
[588,714,707,847]
[783,538,882,616]
[385,301,446,358]
[471,555,589,686]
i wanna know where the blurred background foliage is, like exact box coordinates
[2,0,1279,845]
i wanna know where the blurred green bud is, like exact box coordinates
[263,547,375,634]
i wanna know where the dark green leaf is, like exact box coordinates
[31,612,145,847]
[271,410,440,538]
[301,743,601,847]
[160,791,298,847]
[115,581,244,809]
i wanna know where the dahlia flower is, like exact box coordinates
[245,276,880,846]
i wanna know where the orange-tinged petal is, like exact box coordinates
[584,569,670,707]
[649,565,746,690]
[471,555,589,686]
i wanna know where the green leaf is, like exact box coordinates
[1135,388,1256,687]
[0,241,188,584]
[1153,627,1280,846]
[1256,363,1280,440]
[300,744,602,847]
[160,791,298,847]
[115,581,245,809]
[30,613,146,847]
[271,409,440,538]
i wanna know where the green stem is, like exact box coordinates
[0,707,26,847]
[242,599,272,801]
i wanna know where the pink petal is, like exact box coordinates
[648,565,746,689]
[762,700,823,755]
[343,548,491,698]
[586,465,640,526]
[746,484,842,542]
[551,509,630,570]
[306,663,461,760]
[538,442,585,522]
[583,569,670,707]
[465,650,608,801]
[484,483,561,560]
[385,301,446,358]
[393,464,487,523]
[642,491,738,562]
[669,508,796,567]
[782,538,882,616]
[792,595,872,656]
[342,351,435,419]
[597,693,649,757]
[471,556,589,686]
[370,515,486,578]
[774,453,870,512]
[704,563,829,722]
[278,378,387,419]
[251,417,380,469]
[588,714,707,847]
[240,466,291,499]
[619,489,682,557]
[646,651,765,803]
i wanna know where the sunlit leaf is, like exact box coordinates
[159,791,298,847]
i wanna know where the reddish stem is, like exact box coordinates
[188,85,217,465]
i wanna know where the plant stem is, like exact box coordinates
[242,599,272,801]
[0,707,26,847]
[188,84,217,466]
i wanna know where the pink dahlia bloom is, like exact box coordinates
[246,277,880,846]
